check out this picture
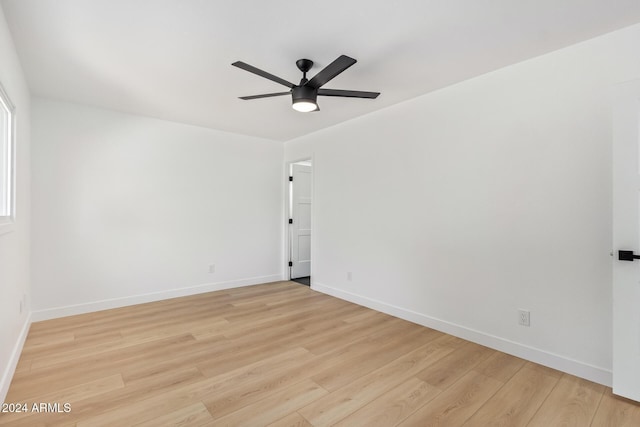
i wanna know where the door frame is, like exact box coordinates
[284,157,314,283]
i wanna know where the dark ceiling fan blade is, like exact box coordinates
[306,55,357,89]
[318,89,380,99]
[239,91,291,100]
[232,61,295,89]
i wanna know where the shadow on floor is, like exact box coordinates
[291,276,310,286]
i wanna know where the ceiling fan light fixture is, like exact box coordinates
[292,100,318,112]
[291,86,318,113]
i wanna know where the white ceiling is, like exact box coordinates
[2,0,640,142]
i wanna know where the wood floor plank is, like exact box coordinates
[133,402,214,427]
[3,281,640,427]
[462,362,559,426]
[1,367,207,426]
[203,325,440,420]
[0,374,124,424]
[7,333,203,401]
[70,380,209,426]
[25,332,125,367]
[195,307,368,380]
[416,341,495,390]
[122,366,205,389]
[73,367,206,425]
[198,347,318,418]
[311,325,440,392]
[12,359,30,376]
[201,365,324,421]
[69,347,312,426]
[591,389,640,427]
[342,308,388,324]
[210,379,328,426]
[21,331,74,352]
[75,305,230,339]
[527,374,605,427]
[27,299,231,339]
[118,335,229,383]
[194,327,312,378]
[299,334,457,426]
[266,412,313,427]
[300,314,399,356]
[200,325,429,420]
[332,377,440,427]
[397,371,503,427]
[472,351,526,384]
[119,316,229,342]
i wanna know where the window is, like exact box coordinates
[0,82,15,226]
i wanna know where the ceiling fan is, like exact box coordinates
[232,55,380,112]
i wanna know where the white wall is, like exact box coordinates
[285,23,640,385]
[31,99,284,318]
[0,4,31,404]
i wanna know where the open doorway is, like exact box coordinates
[288,159,312,286]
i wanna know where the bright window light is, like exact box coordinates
[0,83,15,223]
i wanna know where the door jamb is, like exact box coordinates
[284,157,313,283]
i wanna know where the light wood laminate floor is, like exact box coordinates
[1,281,639,426]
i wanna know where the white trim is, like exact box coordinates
[0,82,15,222]
[283,156,314,282]
[31,275,282,322]
[311,281,612,387]
[0,312,31,405]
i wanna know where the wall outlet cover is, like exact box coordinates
[518,309,531,327]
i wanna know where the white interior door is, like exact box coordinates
[612,79,640,402]
[291,163,311,279]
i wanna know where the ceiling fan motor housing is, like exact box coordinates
[292,85,317,105]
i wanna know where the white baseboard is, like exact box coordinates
[0,312,31,404]
[31,275,282,322]
[311,282,612,387]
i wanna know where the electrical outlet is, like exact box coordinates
[19,300,23,314]
[208,264,215,274]
[518,309,530,327]
[347,272,352,281]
